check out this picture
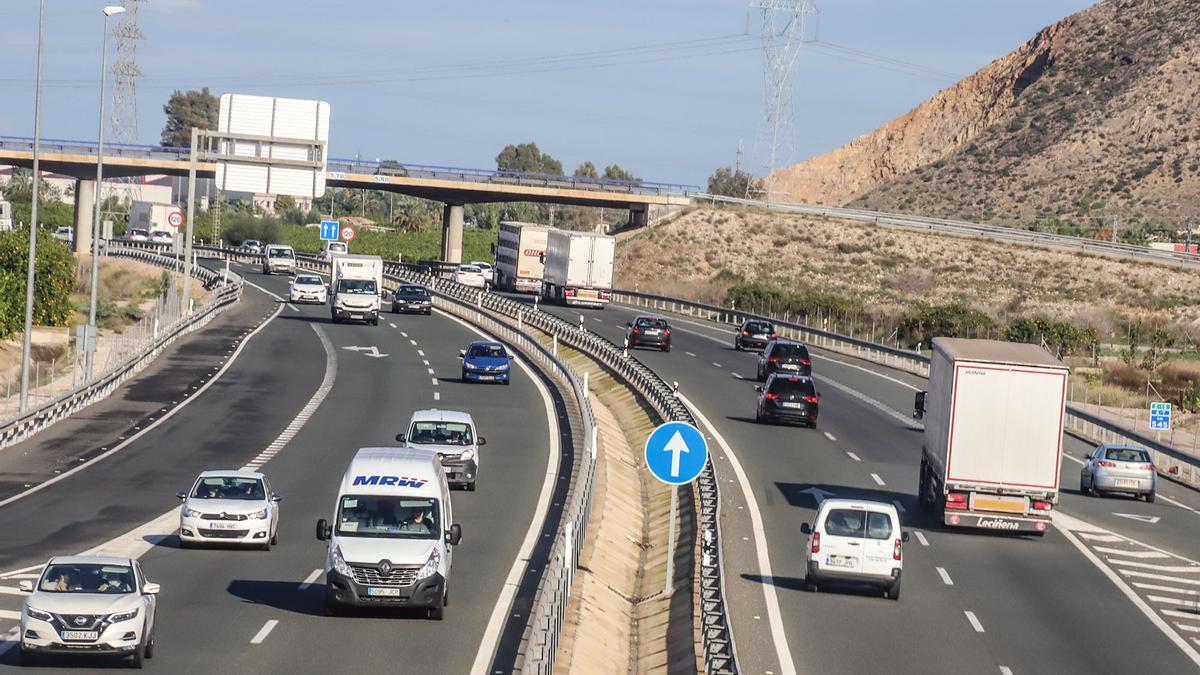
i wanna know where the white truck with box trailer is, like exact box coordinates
[495,221,549,294]
[330,254,383,325]
[913,338,1069,535]
[129,201,183,236]
[541,229,614,308]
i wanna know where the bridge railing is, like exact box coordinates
[612,287,1200,491]
[0,135,194,162]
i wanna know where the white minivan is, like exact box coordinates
[801,499,908,599]
[262,244,296,275]
[316,448,462,619]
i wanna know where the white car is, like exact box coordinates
[126,228,150,242]
[801,499,908,600]
[468,260,495,284]
[397,409,486,491]
[149,230,174,246]
[451,264,487,288]
[176,471,282,550]
[19,556,159,668]
[290,273,328,304]
[52,226,74,243]
[239,239,263,254]
[262,244,297,275]
[317,240,348,261]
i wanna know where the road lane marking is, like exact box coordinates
[936,567,953,586]
[1133,582,1200,595]
[411,339,418,346]
[870,473,885,486]
[434,392,440,401]
[298,569,322,591]
[0,586,26,596]
[431,378,438,386]
[686,352,697,357]
[846,452,861,462]
[1161,494,1200,515]
[712,362,722,368]
[999,667,1014,675]
[423,360,431,366]
[401,331,409,337]
[1147,595,1200,607]
[1107,560,1200,573]
[1164,609,1200,621]
[677,392,797,675]
[1095,546,1168,559]
[250,619,279,644]
[427,368,436,375]
[964,611,984,633]
[914,531,929,547]
[389,322,397,328]
[823,432,837,441]
[732,372,744,379]
[287,303,299,312]
[592,317,602,323]
[1077,533,1124,543]
[418,350,425,357]
[1121,570,1200,586]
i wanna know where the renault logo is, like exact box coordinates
[378,560,392,576]
[73,616,88,626]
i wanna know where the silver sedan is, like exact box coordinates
[1080,444,1156,502]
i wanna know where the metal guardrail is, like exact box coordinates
[697,193,1200,270]
[0,245,242,449]
[613,287,1200,491]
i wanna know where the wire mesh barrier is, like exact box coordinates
[0,245,242,450]
[611,288,1200,492]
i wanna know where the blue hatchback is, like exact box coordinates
[460,341,512,384]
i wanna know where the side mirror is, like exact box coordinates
[458,349,466,358]
[902,531,911,543]
[175,491,187,500]
[316,519,331,541]
[446,523,463,546]
[270,492,283,503]
[18,580,32,592]
[478,437,487,446]
[395,433,406,443]
[142,582,161,595]
[800,523,812,535]
[626,321,632,327]
[755,386,763,393]
[913,391,927,420]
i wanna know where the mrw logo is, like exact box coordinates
[352,475,428,488]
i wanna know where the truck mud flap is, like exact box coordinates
[944,512,1049,533]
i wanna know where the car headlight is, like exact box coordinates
[463,362,479,370]
[496,363,510,371]
[460,448,476,462]
[416,548,441,580]
[108,608,139,623]
[330,545,353,577]
[183,507,202,518]
[249,507,269,520]
[25,607,52,622]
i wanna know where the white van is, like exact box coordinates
[262,244,296,275]
[801,499,909,600]
[318,240,348,261]
[316,448,462,619]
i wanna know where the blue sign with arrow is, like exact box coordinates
[644,421,709,485]
[319,220,340,241]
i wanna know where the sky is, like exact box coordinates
[0,0,1098,187]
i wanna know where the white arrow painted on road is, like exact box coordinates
[799,487,837,505]
[1113,513,1161,524]
[342,345,389,358]
[663,431,690,478]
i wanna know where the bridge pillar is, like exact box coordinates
[629,203,649,229]
[441,203,464,264]
[73,179,96,254]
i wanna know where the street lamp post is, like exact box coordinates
[84,5,127,381]
[18,0,47,413]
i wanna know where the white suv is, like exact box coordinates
[801,499,908,599]
[19,556,159,667]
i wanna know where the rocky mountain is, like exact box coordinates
[769,0,1200,230]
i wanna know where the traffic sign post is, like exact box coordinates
[1149,401,1171,430]
[340,224,357,242]
[644,421,709,595]
[167,211,184,228]
[319,220,339,241]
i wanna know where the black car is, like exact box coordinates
[756,339,812,381]
[392,284,433,315]
[626,315,671,352]
[735,319,778,351]
[756,373,820,427]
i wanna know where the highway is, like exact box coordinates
[0,265,565,673]
[524,296,1200,675]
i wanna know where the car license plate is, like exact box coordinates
[780,402,803,409]
[62,631,99,641]
[207,522,235,529]
[366,587,401,597]
[645,329,660,335]
[825,556,856,569]
[1115,478,1139,488]
[753,334,767,339]
[478,375,494,381]
[781,363,798,370]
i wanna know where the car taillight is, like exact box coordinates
[565,289,577,297]
[1097,460,1117,468]
[663,328,671,336]
[811,531,820,554]
[632,327,640,334]
[802,395,818,403]
[946,492,968,510]
[1031,500,1052,511]
[768,357,781,363]
[599,291,611,300]
[770,332,778,338]
[765,393,780,400]
[893,538,902,561]
[800,359,812,366]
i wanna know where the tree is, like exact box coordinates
[708,166,760,198]
[573,162,598,179]
[161,88,219,148]
[274,195,297,212]
[603,164,640,183]
[0,230,76,338]
[495,142,563,176]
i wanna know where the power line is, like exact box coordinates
[808,40,963,82]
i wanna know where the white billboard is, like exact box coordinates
[214,94,330,198]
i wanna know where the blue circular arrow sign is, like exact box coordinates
[644,421,709,486]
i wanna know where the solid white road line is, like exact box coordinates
[434,312,562,675]
[936,567,954,586]
[1133,582,1200,595]
[1164,609,1200,621]
[1162,494,1200,515]
[870,473,885,486]
[823,432,837,442]
[845,452,861,462]
[1077,532,1124,543]
[914,531,929,547]
[1120,570,1200,586]
[1147,595,1200,607]
[250,619,279,644]
[287,303,299,313]
[0,288,286,510]
[964,611,985,633]
[1094,546,1169,559]
[1176,623,1200,634]
[298,569,322,591]
[1107,560,1200,573]
[677,392,797,675]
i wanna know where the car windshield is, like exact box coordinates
[337,279,377,294]
[459,266,482,274]
[190,477,266,500]
[771,343,809,359]
[467,344,506,359]
[636,318,668,329]
[398,286,429,298]
[823,509,867,537]
[768,379,816,396]
[1104,447,1150,463]
[40,563,135,594]
[244,240,260,246]
[408,421,474,446]
[337,496,439,539]
[746,322,774,334]
[269,248,294,258]
[295,275,322,286]
[328,243,346,252]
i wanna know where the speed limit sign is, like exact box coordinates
[167,211,184,228]
[340,225,357,242]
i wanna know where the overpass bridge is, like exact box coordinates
[0,135,695,261]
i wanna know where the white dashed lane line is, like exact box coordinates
[914,531,929,547]
[686,351,697,357]
[845,452,861,462]
[824,432,836,442]
[298,569,322,591]
[389,322,397,328]
[418,350,425,357]
[431,378,439,386]
[410,339,418,346]
[964,611,985,633]
[434,392,440,401]
[427,368,436,375]
[936,567,954,586]
[870,473,885,486]
[732,372,744,379]
[712,362,722,368]
[423,360,431,366]
[401,331,409,338]
[250,619,279,645]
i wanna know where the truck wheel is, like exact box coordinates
[1145,491,1156,503]
[1079,477,1090,496]
[467,481,477,492]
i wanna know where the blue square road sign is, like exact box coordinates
[320,220,339,241]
